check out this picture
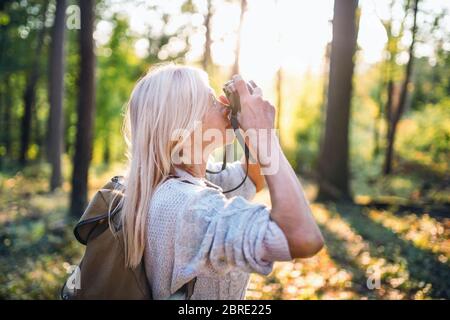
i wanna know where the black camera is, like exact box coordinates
[208,78,257,191]
[222,79,255,116]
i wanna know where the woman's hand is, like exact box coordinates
[233,75,276,132]
[231,75,324,259]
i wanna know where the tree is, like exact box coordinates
[383,0,420,174]
[202,0,213,70]
[231,0,247,76]
[317,0,359,201]
[2,77,13,159]
[70,0,96,217]
[47,0,67,191]
[275,67,282,139]
[96,15,138,165]
[274,0,283,142]
[19,0,49,166]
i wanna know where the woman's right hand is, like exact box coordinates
[231,77,324,260]
[233,75,276,132]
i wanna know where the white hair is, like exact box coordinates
[119,63,211,268]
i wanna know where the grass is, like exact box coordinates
[0,161,449,299]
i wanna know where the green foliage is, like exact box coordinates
[292,73,324,173]
[412,52,450,111]
[397,99,450,167]
[0,165,82,299]
[94,15,140,165]
[0,0,449,300]
[2,164,449,300]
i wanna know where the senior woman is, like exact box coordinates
[120,64,324,300]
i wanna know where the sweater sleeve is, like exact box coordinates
[170,187,292,294]
[206,160,256,200]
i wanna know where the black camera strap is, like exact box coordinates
[206,79,257,194]
[206,114,250,194]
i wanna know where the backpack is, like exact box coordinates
[61,175,196,300]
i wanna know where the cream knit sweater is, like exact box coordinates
[144,161,292,300]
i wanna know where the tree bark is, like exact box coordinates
[383,0,419,175]
[202,0,213,71]
[103,134,110,165]
[275,67,282,143]
[317,0,359,201]
[19,1,49,166]
[48,0,67,191]
[2,76,12,158]
[231,0,247,76]
[70,0,96,217]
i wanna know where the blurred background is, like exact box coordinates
[0,0,449,299]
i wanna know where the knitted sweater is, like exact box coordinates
[144,161,292,300]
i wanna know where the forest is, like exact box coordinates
[0,0,449,299]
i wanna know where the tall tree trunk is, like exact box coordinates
[0,1,8,167]
[0,83,3,169]
[2,77,12,158]
[231,0,247,76]
[317,0,359,201]
[32,99,43,160]
[373,107,382,157]
[48,0,67,191]
[19,1,49,166]
[317,41,332,166]
[202,0,213,71]
[275,67,282,143]
[103,134,110,165]
[372,75,385,158]
[383,0,419,175]
[70,0,96,217]
[383,79,394,172]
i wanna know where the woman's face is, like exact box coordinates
[201,92,235,148]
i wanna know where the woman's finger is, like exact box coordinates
[233,74,251,99]
[248,80,262,97]
[252,86,262,97]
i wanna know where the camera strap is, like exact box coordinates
[206,79,258,194]
[206,114,250,194]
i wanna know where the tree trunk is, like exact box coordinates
[103,134,110,165]
[202,0,213,71]
[317,0,359,201]
[32,98,43,160]
[70,0,96,217]
[19,1,49,166]
[383,0,419,175]
[231,0,247,76]
[48,0,67,191]
[317,41,331,166]
[0,84,3,169]
[275,67,282,143]
[3,77,13,158]
[373,109,381,157]
[2,76,12,158]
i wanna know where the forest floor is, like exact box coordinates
[0,159,449,299]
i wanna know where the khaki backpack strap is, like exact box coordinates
[185,277,197,300]
[167,278,197,300]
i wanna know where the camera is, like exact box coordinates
[221,78,257,164]
[222,79,255,116]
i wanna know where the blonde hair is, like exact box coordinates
[120,64,211,268]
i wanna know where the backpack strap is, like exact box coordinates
[185,277,197,300]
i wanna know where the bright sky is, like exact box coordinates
[96,0,450,83]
